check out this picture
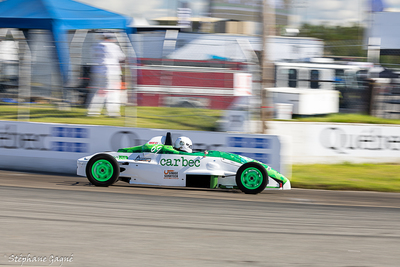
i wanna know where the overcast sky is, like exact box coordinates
[78,0,400,26]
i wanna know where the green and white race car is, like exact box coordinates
[77,132,291,194]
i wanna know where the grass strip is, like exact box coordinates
[292,163,400,192]
[0,104,222,131]
[293,113,400,125]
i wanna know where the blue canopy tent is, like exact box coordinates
[0,0,131,85]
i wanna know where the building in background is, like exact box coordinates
[129,30,324,110]
[209,0,290,35]
[365,12,400,62]
[209,0,262,22]
[153,0,290,35]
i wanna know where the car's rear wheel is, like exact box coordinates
[236,162,268,194]
[86,154,120,187]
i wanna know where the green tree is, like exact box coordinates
[298,23,366,59]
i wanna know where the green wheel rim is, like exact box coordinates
[241,167,263,190]
[91,159,114,182]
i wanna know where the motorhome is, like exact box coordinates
[275,59,373,90]
[270,59,374,116]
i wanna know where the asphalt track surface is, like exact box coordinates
[0,170,400,267]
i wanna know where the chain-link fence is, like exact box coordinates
[0,29,261,131]
[2,27,400,130]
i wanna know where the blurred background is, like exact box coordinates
[1,0,400,132]
[2,5,400,265]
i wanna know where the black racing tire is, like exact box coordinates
[235,162,268,194]
[86,154,120,187]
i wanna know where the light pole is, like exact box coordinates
[261,0,275,133]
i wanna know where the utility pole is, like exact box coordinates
[261,0,275,133]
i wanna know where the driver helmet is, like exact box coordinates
[174,136,193,153]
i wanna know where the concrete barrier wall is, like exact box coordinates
[2,120,398,175]
[0,120,284,175]
[269,121,400,164]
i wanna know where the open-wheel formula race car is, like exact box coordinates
[77,132,291,194]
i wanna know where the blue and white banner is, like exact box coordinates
[0,121,283,174]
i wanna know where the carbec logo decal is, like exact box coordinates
[320,127,400,154]
[0,124,89,153]
[164,170,178,179]
[160,157,200,167]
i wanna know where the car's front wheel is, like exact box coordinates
[86,154,120,187]
[236,162,268,194]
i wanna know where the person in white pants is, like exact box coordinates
[87,32,125,117]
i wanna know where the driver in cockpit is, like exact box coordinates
[173,136,193,153]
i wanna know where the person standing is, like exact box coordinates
[87,32,125,117]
